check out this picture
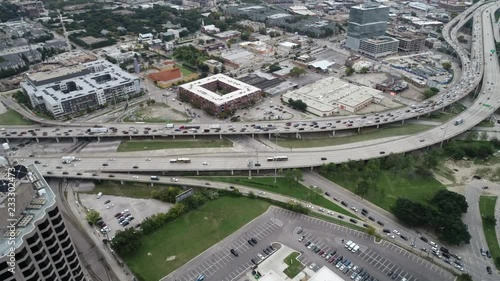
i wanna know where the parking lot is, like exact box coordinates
[79,193,173,238]
[166,207,455,281]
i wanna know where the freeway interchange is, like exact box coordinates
[2,1,500,281]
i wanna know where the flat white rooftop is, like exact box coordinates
[180,74,261,106]
[310,266,346,281]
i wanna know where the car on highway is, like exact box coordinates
[487,266,492,274]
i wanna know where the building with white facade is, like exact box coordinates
[178,74,262,115]
[359,36,399,58]
[21,60,142,119]
[283,76,383,115]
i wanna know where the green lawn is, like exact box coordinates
[477,120,495,127]
[117,139,232,152]
[283,252,304,278]
[195,176,355,217]
[0,109,32,125]
[123,197,271,281]
[85,181,170,198]
[178,65,194,76]
[276,125,432,148]
[479,195,500,269]
[325,171,446,211]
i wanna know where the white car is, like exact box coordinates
[309,263,316,269]
[203,161,209,165]
[350,207,358,212]
[257,253,264,260]
[393,230,401,236]
[132,176,139,179]
[387,233,395,239]
[327,211,334,215]
[319,208,325,212]
[145,158,151,161]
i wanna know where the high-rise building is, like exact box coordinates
[0,164,87,281]
[346,3,390,51]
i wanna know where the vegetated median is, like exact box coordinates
[0,109,33,125]
[195,175,355,217]
[85,180,174,199]
[275,124,432,148]
[479,195,500,269]
[117,139,232,152]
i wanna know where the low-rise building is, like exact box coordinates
[308,60,335,73]
[178,74,262,115]
[214,30,241,41]
[387,31,425,53]
[21,60,142,119]
[204,59,223,73]
[138,33,153,44]
[358,36,399,58]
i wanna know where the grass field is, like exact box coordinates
[276,125,432,148]
[325,171,446,211]
[195,176,355,217]
[117,139,232,152]
[0,109,32,125]
[178,65,194,76]
[479,195,500,269]
[283,252,303,278]
[123,197,271,281]
[86,181,170,198]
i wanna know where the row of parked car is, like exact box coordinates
[114,209,134,227]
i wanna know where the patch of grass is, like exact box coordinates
[283,252,304,278]
[310,212,367,232]
[117,139,232,152]
[178,65,194,76]
[434,161,456,183]
[325,171,446,211]
[123,103,190,123]
[195,176,355,217]
[123,197,271,281]
[85,180,170,198]
[0,109,32,125]
[477,120,495,127]
[479,195,500,269]
[276,125,432,148]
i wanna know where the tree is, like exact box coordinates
[345,67,354,76]
[285,168,303,187]
[456,274,473,281]
[289,67,306,77]
[359,67,369,74]
[484,215,496,226]
[355,180,369,199]
[442,61,452,70]
[423,87,439,98]
[86,210,100,226]
[111,228,143,255]
[392,198,433,226]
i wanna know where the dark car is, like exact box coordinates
[338,215,344,219]
[420,236,429,242]
[133,166,139,169]
[76,172,82,175]
[400,235,409,241]
[321,157,327,160]
[34,160,41,164]
[114,213,122,218]
[251,238,257,244]
[377,221,384,226]
[248,239,255,246]
[104,200,111,204]
[383,229,391,233]
[251,259,257,265]
[440,247,449,253]
[109,174,115,178]
[487,266,492,274]
[325,192,331,196]
[486,250,491,258]
[363,223,369,228]
[230,249,239,257]
[255,163,261,167]
[368,216,375,221]
[62,171,68,175]
[102,163,109,166]
[341,201,348,207]
[349,219,358,224]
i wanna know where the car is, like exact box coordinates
[102,163,109,166]
[251,238,258,244]
[341,201,348,206]
[319,250,324,255]
[62,171,69,175]
[400,235,409,241]
[338,215,344,219]
[230,249,238,257]
[76,172,82,176]
[487,266,492,274]
[486,250,491,258]
[104,200,111,204]
[420,236,429,242]
[321,157,327,160]
[248,239,255,246]
[132,176,139,179]
[377,221,384,226]
[203,161,209,165]
[109,174,115,178]
[250,259,257,265]
[368,216,375,221]
[34,160,41,164]
[196,274,205,281]
[350,219,357,223]
[393,230,401,235]
[309,263,316,269]
[350,207,358,212]
[305,241,311,247]
[387,233,395,239]
[133,166,139,169]
[383,228,391,233]
[325,192,331,196]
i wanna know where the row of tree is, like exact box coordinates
[392,190,470,245]
[287,98,307,112]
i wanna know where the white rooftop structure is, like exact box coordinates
[279,42,298,48]
[309,60,335,71]
[283,76,383,115]
[180,74,261,106]
[289,5,317,16]
[310,266,345,281]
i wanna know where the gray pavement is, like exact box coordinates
[167,206,455,281]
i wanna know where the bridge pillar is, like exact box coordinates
[252,133,254,139]
[311,166,314,171]
[193,134,196,139]
[129,135,132,140]
[72,137,77,143]
[332,130,336,136]
[220,134,222,139]
[358,127,361,133]
[56,137,59,143]
[268,133,271,139]
[97,136,100,143]
[231,170,234,175]
[152,135,155,139]
[151,182,154,187]
[376,124,379,129]
[172,135,175,139]
[401,119,405,124]
[120,181,124,185]
[35,138,39,143]
[416,115,420,120]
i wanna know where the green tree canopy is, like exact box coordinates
[86,210,100,226]
[111,228,143,255]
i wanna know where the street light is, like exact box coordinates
[274,131,279,185]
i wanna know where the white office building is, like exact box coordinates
[21,60,142,119]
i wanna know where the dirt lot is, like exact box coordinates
[128,103,189,122]
[79,193,173,238]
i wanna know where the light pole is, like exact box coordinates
[247,159,253,179]
[274,131,279,185]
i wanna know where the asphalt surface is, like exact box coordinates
[167,206,454,281]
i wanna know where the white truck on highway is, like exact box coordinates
[88,128,108,133]
[62,156,81,164]
[210,124,220,129]
[166,124,174,129]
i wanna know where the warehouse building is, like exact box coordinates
[283,76,383,115]
[358,36,399,58]
[178,74,262,115]
[21,60,142,119]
